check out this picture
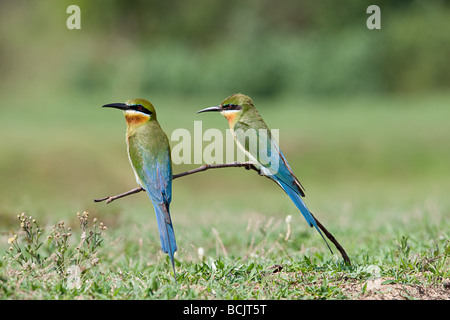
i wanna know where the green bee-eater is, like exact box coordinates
[102,99,177,278]
[197,93,331,252]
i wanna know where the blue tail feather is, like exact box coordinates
[152,201,177,277]
[277,178,333,253]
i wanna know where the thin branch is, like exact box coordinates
[93,162,259,204]
[93,186,143,204]
[93,161,351,265]
[173,161,260,179]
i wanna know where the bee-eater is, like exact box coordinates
[102,99,177,279]
[197,93,331,252]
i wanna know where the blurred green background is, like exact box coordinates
[0,1,449,254]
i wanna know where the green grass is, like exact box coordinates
[1,211,448,299]
[0,92,449,299]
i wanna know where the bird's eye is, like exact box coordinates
[133,104,152,115]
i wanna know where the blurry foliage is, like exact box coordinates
[0,0,449,98]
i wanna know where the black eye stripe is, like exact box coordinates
[130,104,152,115]
[222,104,242,110]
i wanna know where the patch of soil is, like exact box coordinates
[341,278,450,300]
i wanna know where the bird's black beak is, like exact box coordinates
[102,103,129,110]
[196,106,222,114]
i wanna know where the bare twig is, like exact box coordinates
[93,186,144,204]
[93,162,259,204]
[173,161,260,179]
[94,161,351,265]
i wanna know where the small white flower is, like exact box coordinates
[197,247,205,260]
[285,215,292,224]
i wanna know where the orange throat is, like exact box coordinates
[125,113,149,126]
[223,111,237,126]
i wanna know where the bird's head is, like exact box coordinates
[102,98,156,126]
[197,93,254,126]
